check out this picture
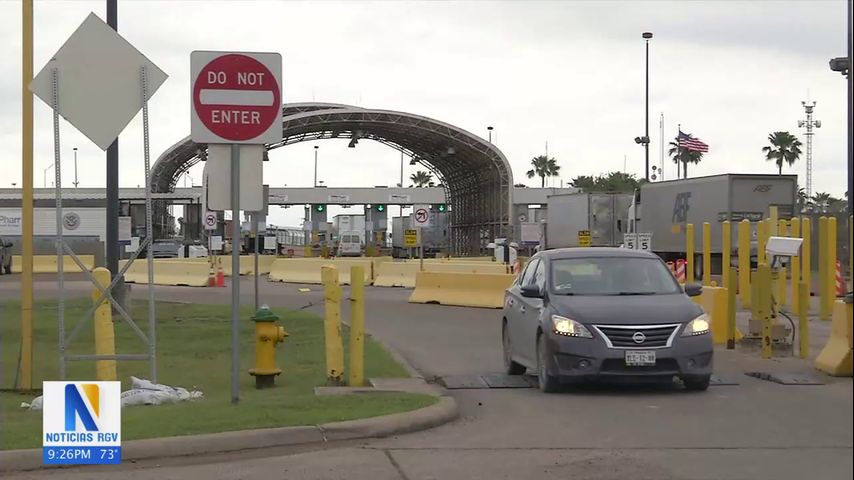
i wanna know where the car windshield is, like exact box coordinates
[550,256,681,296]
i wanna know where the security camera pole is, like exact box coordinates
[643,31,653,181]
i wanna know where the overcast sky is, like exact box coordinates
[0,0,849,228]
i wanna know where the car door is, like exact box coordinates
[506,258,540,365]
[518,259,547,364]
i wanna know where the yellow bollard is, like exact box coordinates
[349,265,365,387]
[798,281,809,359]
[827,216,838,314]
[757,263,773,359]
[702,222,711,286]
[321,265,345,385]
[819,217,829,320]
[738,220,751,308]
[850,216,853,294]
[722,221,731,291]
[727,266,737,350]
[802,217,812,311]
[686,223,695,282]
[757,219,768,265]
[91,267,117,381]
[777,219,788,309]
[769,206,778,235]
[791,218,801,314]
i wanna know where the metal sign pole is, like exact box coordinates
[141,65,157,382]
[51,67,66,379]
[230,144,241,404]
[253,214,259,311]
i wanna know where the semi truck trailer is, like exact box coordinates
[627,173,798,279]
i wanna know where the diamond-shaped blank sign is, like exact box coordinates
[30,12,168,151]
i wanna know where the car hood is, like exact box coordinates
[548,293,702,325]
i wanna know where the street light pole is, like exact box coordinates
[43,163,54,188]
[313,145,319,187]
[72,147,79,188]
[487,126,493,143]
[643,32,653,181]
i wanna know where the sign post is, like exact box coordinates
[191,51,282,405]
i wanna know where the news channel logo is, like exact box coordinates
[42,381,121,465]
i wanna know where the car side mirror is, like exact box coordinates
[684,282,703,297]
[520,284,542,298]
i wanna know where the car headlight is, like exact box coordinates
[682,313,710,336]
[551,315,592,338]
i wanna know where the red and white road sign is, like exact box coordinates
[412,205,432,227]
[191,51,282,144]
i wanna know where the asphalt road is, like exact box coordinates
[3,275,852,479]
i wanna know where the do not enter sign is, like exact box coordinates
[191,51,282,144]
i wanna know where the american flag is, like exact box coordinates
[678,130,709,153]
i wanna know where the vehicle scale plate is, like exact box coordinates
[625,350,656,366]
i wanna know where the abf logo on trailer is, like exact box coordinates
[43,381,121,465]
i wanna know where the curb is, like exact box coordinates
[0,396,457,473]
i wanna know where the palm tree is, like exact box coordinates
[796,187,809,213]
[811,192,832,213]
[409,171,433,188]
[525,155,561,187]
[668,136,705,178]
[762,131,803,175]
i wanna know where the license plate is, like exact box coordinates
[625,350,656,366]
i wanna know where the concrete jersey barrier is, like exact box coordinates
[11,255,95,273]
[119,259,210,287]
[408,271,516,308]
[375,261,509,288]
[268,258,373,285]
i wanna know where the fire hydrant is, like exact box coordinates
[249,305,288,389]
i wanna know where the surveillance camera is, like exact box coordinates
[634,137,643,144]
[766,236,803,258]
[815,120,821,128]
[829,56,849,74]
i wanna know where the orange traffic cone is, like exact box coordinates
[836,260,847,297]
[216,257,226,287]
[207,258,216,287]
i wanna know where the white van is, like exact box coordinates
[337,232,362,257]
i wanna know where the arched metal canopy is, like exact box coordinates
[150,102,513,254]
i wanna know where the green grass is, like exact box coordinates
[0,299,435,450]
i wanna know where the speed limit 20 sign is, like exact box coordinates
[191,51,282,144]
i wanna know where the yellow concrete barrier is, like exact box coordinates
[11,255,95,273]
[120,259,210,287]
[408,271,515,308]
[374,262,420,288]
[691,286,743,345]
[814,300,853,376]
[375,261,509,288]
[267,258,373,285]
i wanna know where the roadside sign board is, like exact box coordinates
[404,229,421,247]
[624,233,653,252]
[577,230,592,247]
[412,204,432,227]
[203,211,217,230]
[191,51,282,144]
[30,13,168,151]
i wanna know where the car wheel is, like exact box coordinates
[536,333,560,393]
[683,374,711,391]
[502,322,526,375]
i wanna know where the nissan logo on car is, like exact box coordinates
[632,331,646,344]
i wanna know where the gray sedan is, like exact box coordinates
[502,247,713,393]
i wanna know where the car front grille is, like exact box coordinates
[594,324,680,349]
